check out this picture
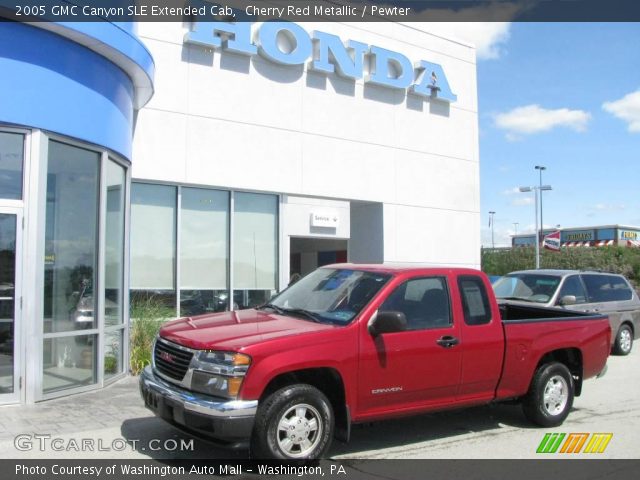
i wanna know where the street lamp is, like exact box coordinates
[535,166,546,242]
[513,222,519,235]
[519,184,552,269]
[489,211,496,249]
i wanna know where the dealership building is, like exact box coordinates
[0,20,480,403]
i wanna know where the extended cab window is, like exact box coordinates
[458,276,492,325]
[380,277,451,330]
[556,275,587,305]
[581,274,633,302]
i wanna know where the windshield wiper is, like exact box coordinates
[499,296,536,303]
[280,307,323,323]
[259,304,323,322]
[259,303,286,315]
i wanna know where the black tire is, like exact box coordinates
[250,384,334,459]
[522,362,574,427]
[612,324,633,356]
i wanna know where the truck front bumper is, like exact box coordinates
[139,366,257,445]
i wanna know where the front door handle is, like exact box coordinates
[436,336,459,348]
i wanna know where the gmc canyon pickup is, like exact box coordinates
[140,265,611,459]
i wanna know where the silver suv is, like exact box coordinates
[493,270,640,355]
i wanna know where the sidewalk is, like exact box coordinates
[0,376,246,459]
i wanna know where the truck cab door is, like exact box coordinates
[454,275,504,403]
[358,276,462,416]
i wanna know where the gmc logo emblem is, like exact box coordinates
[159,351,175,363]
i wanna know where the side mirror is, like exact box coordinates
[368,311,407,336]
[559,295,577,306]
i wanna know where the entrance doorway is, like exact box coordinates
[0,208,22,404]
[289,237,348,280]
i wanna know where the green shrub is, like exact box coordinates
[129,295,175,375]
[482,246,640,288]
[104,355,118,374]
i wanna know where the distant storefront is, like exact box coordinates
[512,225,640,248]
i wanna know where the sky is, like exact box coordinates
[449,22,640,247]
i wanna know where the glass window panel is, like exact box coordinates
[233,192,278,309]
[181,188,229,287]
[130,183,176,290]
[180,188,229,316]
[458,276,492,326]
[44,141,99,333]
[181,289,231,315]
[104,328,124,380]
[381,277,451,330]
[130,290,176,318]
[0,131,24,200]
[43,335,97,394]
[105,161,126,327]
[557,276,588,305]
[0,214,16,393]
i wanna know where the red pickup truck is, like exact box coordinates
[140,265,611,459]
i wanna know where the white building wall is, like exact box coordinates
[133,21,480,268]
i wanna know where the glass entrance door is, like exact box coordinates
[0,209,21,403]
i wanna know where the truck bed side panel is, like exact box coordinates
[497,317,610,399]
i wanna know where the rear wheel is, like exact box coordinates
[250,384,334,459]
[613,324,633,356]
[522,362,574,427]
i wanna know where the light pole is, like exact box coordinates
[520,184,552,269]
[513,222,519,235]
[489,211,496,249]
[535,165,546,243]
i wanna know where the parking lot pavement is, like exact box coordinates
[1,348,638,459]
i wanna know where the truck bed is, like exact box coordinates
[499,302,600,322]
[496,302,610,400]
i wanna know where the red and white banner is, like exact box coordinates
[543,230,561,251]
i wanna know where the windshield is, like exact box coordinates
[264,268,391,325]
[493,273,562,304]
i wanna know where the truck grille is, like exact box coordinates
[154,338,193,381]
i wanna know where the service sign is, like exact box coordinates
[184,21,457,102]
[310,211,340,228]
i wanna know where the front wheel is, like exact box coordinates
[250,384,334,459]
[522,362,574,427]
[613,324,633,356]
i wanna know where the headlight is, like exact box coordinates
[190,351,251,399]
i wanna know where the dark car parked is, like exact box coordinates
[494,270,640,355]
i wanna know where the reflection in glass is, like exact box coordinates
[180,188,229,315]
[105,161,125,327]
[43,335,97,394]
[181,289,232,316]
[0,132,24,200]
[44,141,99,334]
[104,329,123,380]
[131,183,176,316]
[0,214,16,393]
[233,192,278,309]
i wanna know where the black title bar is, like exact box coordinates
[2,0,640,22]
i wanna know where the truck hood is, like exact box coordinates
[159,309,337,351]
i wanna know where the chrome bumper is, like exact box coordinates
[139,365,258,418]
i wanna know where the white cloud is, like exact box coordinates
[594,203,626,211]
[603,90,640,133]
[494,104,591,139]
[512,197,534,206]
[502,187,521,195]
[417,23,511,60]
